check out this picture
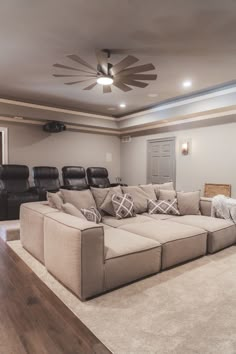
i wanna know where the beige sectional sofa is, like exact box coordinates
[20,188,236,301]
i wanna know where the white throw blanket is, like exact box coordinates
[211,195,236,223]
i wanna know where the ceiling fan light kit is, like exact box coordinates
[97,75,114,85]
[53,49,157,93]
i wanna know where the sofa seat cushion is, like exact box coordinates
[104,228,161,290]
[102,214,151,228]
[142,213,177,221]
[169,215,236,253]
[120,221,207,269]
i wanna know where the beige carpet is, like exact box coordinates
[8,241,236,354]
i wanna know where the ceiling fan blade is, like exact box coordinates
[103,85,112,93]
[111,56,139,75]
[118,63,155,76]
[67,54,97,72]
[83,82,97,90]
[53,63,95,75]
[53,74,97,78]
[65,80,91,85]
[96,50,108,75]
[127,74,157,81]
[121,78,149,88]
[113,81,132,92]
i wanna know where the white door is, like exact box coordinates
[147,138,176,185]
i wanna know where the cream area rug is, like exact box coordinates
[8,241,236,354]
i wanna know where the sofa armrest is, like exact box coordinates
[44,212,104,300]
[0,189,8,220]
[200,197,212,217]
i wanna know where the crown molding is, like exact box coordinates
[120,108,236,135]
[0,98,116,121]
[0,116,120,136]
[117,83,236,122]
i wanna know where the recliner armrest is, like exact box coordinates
[0,189,8,220]
[60,185,89,191]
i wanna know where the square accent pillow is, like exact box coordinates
[159,189,176,201]
[139,184,157,200]
[90,187,110,209]
[122,186,149,213]
[61,203,87,220]
[80,207,102,224]
[47,191,64,210]
[60,189,96,210]
[177,191,201,215]
[148,199,180,215]
[153,182,174,198]
[112,193,136,219]
[100,185,122,216]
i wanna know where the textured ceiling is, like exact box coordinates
[0,0,236,117]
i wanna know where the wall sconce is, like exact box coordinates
[181,142,189,155]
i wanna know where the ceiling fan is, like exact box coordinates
[52,49,157,93]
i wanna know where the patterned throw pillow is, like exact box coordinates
[80,207,102,224]
[148,199,180,216]
[111,193,136,219]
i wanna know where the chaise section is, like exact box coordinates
[102,214,151,228]
[120,221,207,269]
[169,215,236,253]
[20,201,57,263]
[104,228,161,290]
[44,212,104,301]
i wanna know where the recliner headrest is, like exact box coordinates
[62,166,85,179]
[0,165,29,180]
[87,167,108,178]
[33,166,59,179]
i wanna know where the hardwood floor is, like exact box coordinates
[0,238,111,354]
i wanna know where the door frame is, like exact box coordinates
[147,137,176,186]
[0,127,8,164]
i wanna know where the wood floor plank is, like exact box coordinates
[0,238,111,354]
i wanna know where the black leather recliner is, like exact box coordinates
[0,165,40,220]
[86,167,121,188]
[33,167,60,199]
[62,166,89,190]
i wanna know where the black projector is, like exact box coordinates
[43,121,66,133]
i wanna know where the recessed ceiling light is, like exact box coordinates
[97,76,114,85]
[182,80,192,88]
[119,103,126,108]
[148,93,158,98]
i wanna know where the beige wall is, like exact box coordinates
[121,121,236,197]
[0,122,121,184]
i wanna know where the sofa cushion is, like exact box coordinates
[177,191,201,215]
[112,193,136,219]
[60,188,96,210]
[102,214,151,228]
[100,185,122,216]
[61,203,87,220]
[104,228,161,290]
[122,186,150,213]
[142,213,177,221]
[148,199,180,216]
[159,189,176,201]
[139,184,157,200]
[169,215,236,253]
[120,221,207,269]
[104,228,161,260]
[81,207,102,224]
